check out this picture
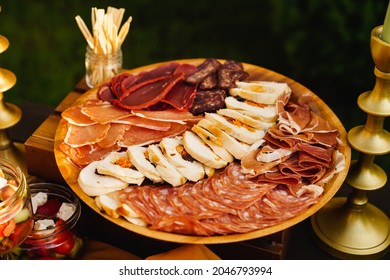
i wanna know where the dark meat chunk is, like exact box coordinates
[189,89,226,115]
[185,58,221,84]
[199,73,218,90]
[218,68,249,89]
[218,60,249,89]
[222,60,244,71]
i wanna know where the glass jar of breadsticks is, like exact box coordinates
[85,45,123,88]
[75,6,132,88]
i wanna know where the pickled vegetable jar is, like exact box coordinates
[10,183,83,260]
[0,158,33,257]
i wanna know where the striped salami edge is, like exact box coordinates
[149,215,213,236]
[166,185,195,216]
[177,181,223,219]
[119,186,157,225]
[119,161,325,236]
[191,176,237,214]
[149,186,175,216]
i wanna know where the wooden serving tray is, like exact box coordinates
[54,59,351,244]
[25,59,350,258]
[24,75,290,259]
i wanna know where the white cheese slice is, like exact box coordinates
[0,177,7,189]
[205,112,265,144]
[182,131,228,169]
[197,119,250,160]
[191,125,234,163]
[96,151,145,185]
[78,160,128,196]
[57,202,76,221]
[231,81,291,104]
[159,137,205,182]
[147,144,187,187]
[126,146,163,183]
[34,219,55,231]
[224,96,277,122]
[217,108,272,130]
[31,192,48,214]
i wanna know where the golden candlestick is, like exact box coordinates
[0,32,28,177]
[311,26,390,259]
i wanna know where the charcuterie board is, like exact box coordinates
[54,59,351,244]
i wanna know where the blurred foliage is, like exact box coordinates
[0,0,388,132]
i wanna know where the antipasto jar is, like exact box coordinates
[85,45,123,88]
[0,158,33,258]
[10,183,84,260]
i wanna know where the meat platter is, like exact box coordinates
[54,58,351,244]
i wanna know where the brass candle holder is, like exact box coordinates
[0,33,28,177]
[311,26,390,259]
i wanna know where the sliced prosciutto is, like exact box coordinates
[162,64,198,110]
[61,104,97,126]
[98,62,200,111]
[112,72,184,110]
[81,102,134,124]
[96,123,129,148]
[241,100,343,188]
[59,142,120,168]
[64,123,111,148]
[118,122,187,147]
[112,115,172,131]
[131,109,203,124]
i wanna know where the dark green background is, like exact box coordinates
[1,0,389,166]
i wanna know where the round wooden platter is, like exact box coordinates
[54,59,351,244]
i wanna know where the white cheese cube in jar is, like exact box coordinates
[10,183,83,260]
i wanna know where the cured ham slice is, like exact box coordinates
[118,122,187,147]
[163,81,197,110]
[112,115,171,131]
[61,104,96,126]
[64,123,111,147]
[59,142,120,168]
[162,64,198,110]
[81,103,133,124]
[96,123,129,148]
[241,100,343,188]
[113,72,184,110]
[131,109,203,124]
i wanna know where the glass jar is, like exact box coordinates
[85,46,123,88]
[10,183,84,260]
[0,158,33,257]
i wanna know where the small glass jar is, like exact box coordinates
[0,158,33,257]
[10,183,84,260]
[85,46,123,88]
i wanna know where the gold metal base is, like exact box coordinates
[311,197,390,259]
[0,128,35,183]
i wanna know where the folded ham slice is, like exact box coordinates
[118,122,187,147]
[64,123,111,148]
[241,99,343,191]
[81,103,134,124]
[61,104,97,126]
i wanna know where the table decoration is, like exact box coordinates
[311,13,390,258]
[0,8,28,178]
[75,6,132,88]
